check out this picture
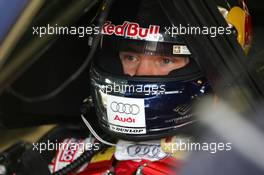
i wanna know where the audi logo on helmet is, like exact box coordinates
[110,102,140,115]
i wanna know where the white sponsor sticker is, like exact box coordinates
[115,140,167,161]
[106,94,146,128]
[109,124,146,134]
[173,45,191,55]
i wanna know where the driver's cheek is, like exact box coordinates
[122,61,139,76]
[155,61,175,75]
[161,65,178,75]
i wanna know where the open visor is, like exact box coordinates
[95,36,201,78]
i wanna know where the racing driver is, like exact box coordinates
[48,0,251,174]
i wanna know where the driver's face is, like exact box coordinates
[120,52,189,76]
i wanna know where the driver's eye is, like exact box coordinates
[127,55,137,61]
[162,58,173,65]
[121,54,138,62]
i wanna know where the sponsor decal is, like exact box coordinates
[173,104,191,115]
[115,140,167,161]
[109,125,146,134]
[49,138,94,173]
[58,139,78,162]
[106,94,146,129]
[102,21,160,41]
[173,45,191,55]
[110,102,140,115]
[114,115,135,123]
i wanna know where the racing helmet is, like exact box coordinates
[89,0,211,140]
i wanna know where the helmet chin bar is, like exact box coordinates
[89,65,212,141]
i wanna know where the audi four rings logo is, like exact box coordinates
[110,102,140,115]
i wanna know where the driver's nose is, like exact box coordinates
[134,57,158,76]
